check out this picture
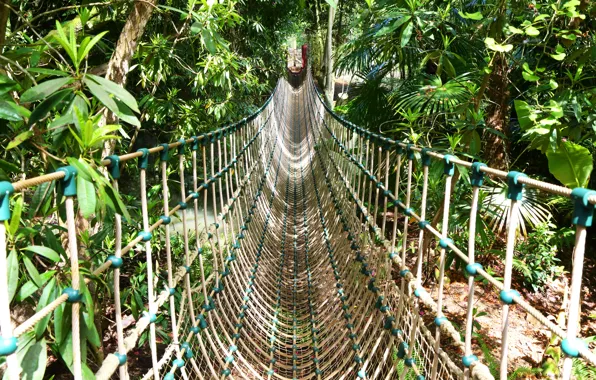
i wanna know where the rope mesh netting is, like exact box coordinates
[0,69,595,380]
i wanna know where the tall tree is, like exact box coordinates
[324,3,336,105]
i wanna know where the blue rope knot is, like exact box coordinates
[506,171,527,201]
[0,336,17,356]
[439,238,453,249]
[160,215,171,225]
[434,316,448,326]
[414,288,427,298]
[443,154,455,176]
[462,354,478,367]
[399,269,410,278]
[471,162,487,187]
[143,311,157,323]
[114,353,127,366]
[391,328,402,337]
[62,287,82,303]
[384,316,395,330]
[421,147,433,166]
[137,148,149,169]
[358,369,367,379]
[107,255,123,269]
[190,326,199,334]
[397,342,409,359]
[418,220,429,229]
[137,230,152,242]
[571,188,596,227]
[465,263,483,276]
[561,337,587,358]
[405,358,415,367]
[105,155,121,180]
[404,208,413,216]
[354,355,363,364]
[178,201,188,210]
[168,287,176,295]
[499,289,520,305]
[221,369,231,377]
[189,192,199,199]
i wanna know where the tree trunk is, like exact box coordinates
[101,0,158,158]
[482,2,510,170]
[0,0,10,53]
[324,4,335,106]
[482,53,510,170]
[335,0,344,47]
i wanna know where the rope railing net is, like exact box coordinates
[0,68,594,380]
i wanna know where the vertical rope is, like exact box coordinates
[112,177,129,380]
[431,163,454,379]
[463,163,484,380]
[561,225,586,379]
[160,148,182,362]
[139,161,160,379]
[500,190,521,380]
[0,221,19,379]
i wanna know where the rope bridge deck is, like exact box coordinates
[0,70,595,380]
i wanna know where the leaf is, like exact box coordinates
[20,77,73,103]
[27,68,70,77]
[22,255,42,287]
[460,12,482,20]
[21,338,47,380]
[113,99,140,127]
[201,30,216,54]
[7,131,33,150]
[35,278,57,339]
[525,26,540,36]
[375,16,410,36]
[15,281,38,302]
[28,89,71,126]
[0,159,19,174]
[522,71,540,81]
[546,141,593,188]
[550,52,566,61]
[508,26,524,34]
[28,181,54,219]
[77,175,96,218]
[86,74,139,113]
[7,249,18,302]
[0,100,30,121]
[514,100,532,130]
[23,246,60,262]
[9,195,22,235]
[77,32,108,66]
[190,22,202,35]
[401,22,414,47]
[54,21,77,67]
[83,77,118,115]
[65,157,93,181]
[484,37,513,53]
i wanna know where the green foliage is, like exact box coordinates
[515,222,567,292]
[335,0,596,186]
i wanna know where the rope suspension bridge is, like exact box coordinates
[0,66,595,380]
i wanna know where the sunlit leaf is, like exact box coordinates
[20,77,73,103]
